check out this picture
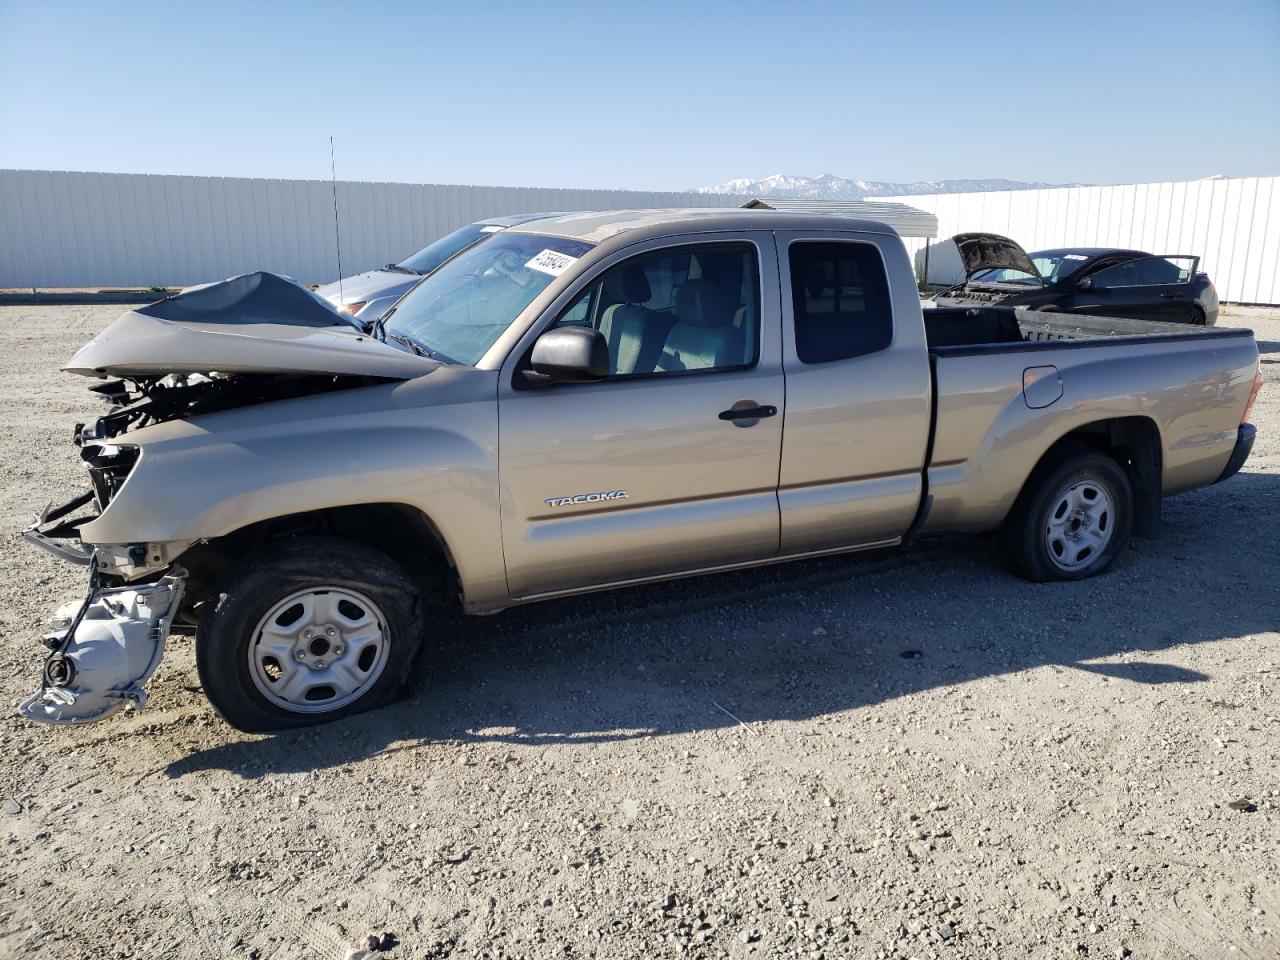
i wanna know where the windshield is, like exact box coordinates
[383,233,594,365]
[969,266,1041,285]
[1029,252,1092,284]
[397,222,505,275]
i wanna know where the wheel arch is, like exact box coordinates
[1003,416,1163,537]
[177,502,462,618]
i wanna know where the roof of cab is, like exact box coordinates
[1031,246,1147,258]
[475,211,567,228]
[505,208,904,245]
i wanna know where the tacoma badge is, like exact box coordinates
[545,490,629,508]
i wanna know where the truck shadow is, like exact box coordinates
[167,469,1279,780]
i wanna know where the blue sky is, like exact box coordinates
[1,0,1277,191]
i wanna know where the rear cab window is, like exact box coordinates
[788,241,893,363]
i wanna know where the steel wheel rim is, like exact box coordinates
[1044,479,1115,572]
[247,586,391,713]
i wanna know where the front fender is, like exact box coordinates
[80,369,506,608]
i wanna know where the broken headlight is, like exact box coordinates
[81,443,139,510]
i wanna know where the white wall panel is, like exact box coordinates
[3,170,1277,302]
[884,175,1279,303]
[0,170,739,288]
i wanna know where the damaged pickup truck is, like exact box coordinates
[20,212,1263,732]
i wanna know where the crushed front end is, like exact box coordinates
[17,380,193,725]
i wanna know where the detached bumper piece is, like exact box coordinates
[22,491,98,565]
[1215,423,1256,484]
[18,570,186,725]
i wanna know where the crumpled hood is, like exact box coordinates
[313,268,418,309]
[64,271,438,380]
[951,232,1040,281]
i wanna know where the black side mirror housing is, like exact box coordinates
[1077,277,1094,291]
[527,327,609,384]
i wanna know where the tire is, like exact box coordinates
[997,447,1133,582]
[196,536,424,732]
[1189,305,1207,326]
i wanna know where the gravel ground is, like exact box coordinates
[1,304,1277,960]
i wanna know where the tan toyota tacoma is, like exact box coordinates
[19,210,1263,731]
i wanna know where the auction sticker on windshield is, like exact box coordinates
[525,249,579,277]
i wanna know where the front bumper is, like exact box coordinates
[22,491,96,565]
[25,489,182,580]
[1215,423,1256,484]
[17,567,186,725]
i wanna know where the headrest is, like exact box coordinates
[620,266,651,303]
[804,265,828,299]
[675,279,733,328]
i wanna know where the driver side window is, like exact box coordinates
[554,243,760,378]
[1088,259,1141,290]
[1089,256,1193,290]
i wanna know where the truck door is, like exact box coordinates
[775,232,933,553]
[1071,255,1200,323]
[497,234,784,599]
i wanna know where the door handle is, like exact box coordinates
[1159,293,1183,299]
[719,404,777,421]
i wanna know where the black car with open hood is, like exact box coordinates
[931,234,1218,325]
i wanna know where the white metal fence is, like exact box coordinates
[0,169,740,288]
[883,176,1280,304]
[4,170,1277,303]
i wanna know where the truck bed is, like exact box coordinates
[923,305,1244,354]
[919,304,1259,537]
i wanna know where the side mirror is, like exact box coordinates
[528,327,609,384]
[1077,277,1094,291]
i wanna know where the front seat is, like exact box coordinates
[656,280,744,372]
[597,267,658,375]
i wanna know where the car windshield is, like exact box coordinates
[383,233,594,365]
[969,266,1040,285]
[397,222,506,275]
[1029,252,1092,284]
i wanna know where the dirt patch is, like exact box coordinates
[1,305,1277,959]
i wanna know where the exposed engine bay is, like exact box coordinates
[931,285,1021,306]
[26,370,393,562]
[80,369,393,444]
[929,232,1045,308]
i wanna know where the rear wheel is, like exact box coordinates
[998,448,1133,582]
[196,537,424,732]
[1189,305,1207,325]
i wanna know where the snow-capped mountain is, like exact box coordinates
[695,173,1072,199]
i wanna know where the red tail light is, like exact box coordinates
[1242,366,1263,423]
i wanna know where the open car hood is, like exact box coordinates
[951,233,1040,281]
[63,272,438,380]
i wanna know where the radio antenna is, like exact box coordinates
[329,136,345,304]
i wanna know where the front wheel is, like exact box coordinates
[998,449,1133,582]
[196,537,424,732]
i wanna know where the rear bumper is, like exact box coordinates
[1215,423,1256,483]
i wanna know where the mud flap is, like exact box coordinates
[18,569,187,725]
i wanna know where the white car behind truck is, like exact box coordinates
[314,212,561,322]
[19,210,1262,732]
